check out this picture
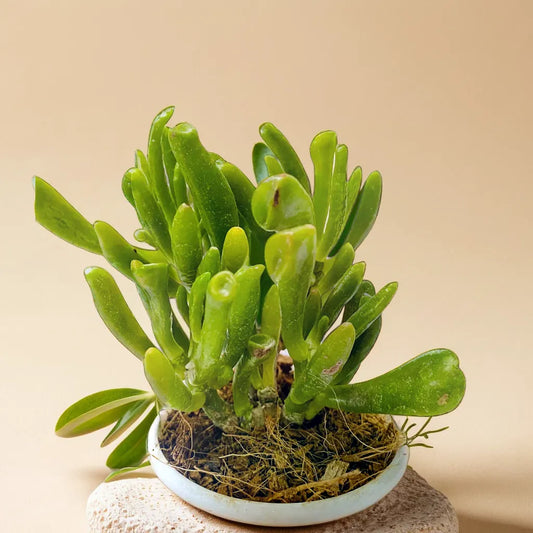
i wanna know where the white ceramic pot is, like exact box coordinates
[148,411,409,528]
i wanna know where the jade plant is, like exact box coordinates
[34,107,466,478]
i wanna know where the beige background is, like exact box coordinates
[1,1,532,531]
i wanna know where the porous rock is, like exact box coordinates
[87,467,458,532]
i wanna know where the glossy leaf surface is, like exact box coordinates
[171,204,202,287]
[259,122,311,193]
[265,225,316,362]
[290,323,355,405]
[143,348,203,411]
[321,349,466,416]
[169,123,239,249]
[34,177,101,254]
[84,267,154,360]
[252,174,314,232]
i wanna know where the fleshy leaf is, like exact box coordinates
[310,131,337,238]
[335,171,382,252]
[320,349,466,416]
[169,122,239,249]
[252,174,314,232]
[346,281,397,339]
[221,227,250,273]
[147,106,176,224]
[265,225,316,362]
[143,348,204,411]
[259,122,311,194]
[289,323,355,405]
[33,177,101,254]
[171,204,202,287]
[252,142,275,183]
[84,267,154,360]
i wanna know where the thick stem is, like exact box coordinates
[201,389,238,432]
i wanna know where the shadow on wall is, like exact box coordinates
[459,514,533,533]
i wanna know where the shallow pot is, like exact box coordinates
[148,411,409,528]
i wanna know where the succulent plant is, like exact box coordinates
[34,107,466,477]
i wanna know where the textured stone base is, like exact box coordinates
[87,467,458,532]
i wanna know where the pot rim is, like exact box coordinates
[148,410,409,527]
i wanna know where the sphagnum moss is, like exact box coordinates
[34,106,466,487]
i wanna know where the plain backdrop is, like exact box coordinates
[1,1,532,532]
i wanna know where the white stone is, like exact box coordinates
[87,467,458,532]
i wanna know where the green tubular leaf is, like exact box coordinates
[84,267,154,360]
[264,155,284,176]
[216,160,269,265]
[189,272,211,342]
[215,161,255,222]
[171,204,202,287]
[224,264,265,368]
[130,168,172,259]
[94,221,144,280]
[336,171,382,252]
[33,177,101,254]
[176,285,190,326]
[343,279,376,322]
[193,271,237,387]
[261,285,281,342]
[101,398,153,447]
[169,123,239,249]
[321,349,466,416]
[310,131,337,237]
[306,315,330,353]
[317,144,348,261]
[197,246,221,277]
[147,106,176,224]
[172,164,188,207]
[344,166,363,226]
[131,262,187,374]
[289,323,355,405]
[134,247,171,265]
[55,388,151,438]
[105,461,151,482]
[106,406,157,469]
[121,168,136,207]
[321,262,366,327]
[94,221,179,295]
[161,126,177,203]
[329,166,362,256]
[171,314,190,355]
[332,316,382,385]
[265,225,316,362]
[135,149,150,179]
[303,288,321,338]
[143,347,203,411]
[252,174,315,232]
[259,122,311,194]
[316,242,355,301]
[221,227,249,273]
[252,142,275,183]
[133,228,155,246]
[347,281,398,339]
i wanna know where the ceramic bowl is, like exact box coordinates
[147,411,408,527]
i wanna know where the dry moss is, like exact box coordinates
[158,407,402,503]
